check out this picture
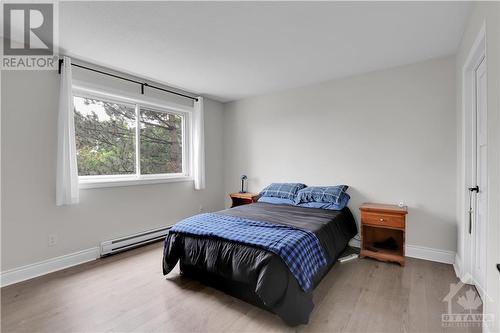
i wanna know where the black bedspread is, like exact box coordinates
[163,203,357,326]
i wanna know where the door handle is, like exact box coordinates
[469,186,479,193]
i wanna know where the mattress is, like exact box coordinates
[163,202,357,326]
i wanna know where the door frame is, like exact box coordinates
[459,22,487,295]
[472,54,487,294]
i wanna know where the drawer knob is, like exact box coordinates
[380,218,384,222]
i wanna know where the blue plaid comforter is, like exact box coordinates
[168,213,327,292]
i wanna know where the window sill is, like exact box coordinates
[79,176,193,189]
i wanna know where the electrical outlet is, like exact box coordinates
[199,205,204,212]
[48,234,57,247]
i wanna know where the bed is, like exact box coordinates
[162,202,357,326]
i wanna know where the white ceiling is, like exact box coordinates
[60,2,471,102]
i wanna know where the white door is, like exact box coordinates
[471,56,487,292]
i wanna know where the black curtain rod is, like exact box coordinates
[58,59,198,102]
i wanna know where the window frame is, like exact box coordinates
[73,86,192,189]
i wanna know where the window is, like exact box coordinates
[73,93,190,187]
[74,97,137,176]
[140,107,183,175]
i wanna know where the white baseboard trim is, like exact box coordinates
[349,238,455,265]
[405,244,455,264]
[349,238,361,248]
[453,254,465,281]
[0,247,99,288]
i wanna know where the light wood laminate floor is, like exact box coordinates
[1,242,480,333]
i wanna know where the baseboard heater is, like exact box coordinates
[100,226,171,257]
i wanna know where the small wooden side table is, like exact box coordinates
[359,203,408,266]
[229,192,259,208]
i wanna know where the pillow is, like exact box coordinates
[295,185,348,205]
[258,197,295,205]
[259,183,307,200]
[296,193,350,210]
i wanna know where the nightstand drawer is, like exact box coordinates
[361,212,405,229]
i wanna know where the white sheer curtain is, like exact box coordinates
[192,96,205,190]
[56,56,79,205]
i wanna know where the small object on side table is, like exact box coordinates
[359,202,407,266]
[240,175,248,193]
[230,192,259,208]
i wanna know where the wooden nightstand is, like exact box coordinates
[229,192,259,208]
[359,203,408,266]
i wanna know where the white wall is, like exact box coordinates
[1,69,225,271]
[223,56,457,253]
[455,2,500,330]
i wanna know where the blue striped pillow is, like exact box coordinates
[259,183,307,200]
[295,185,348,205]
[296,193,350,210]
